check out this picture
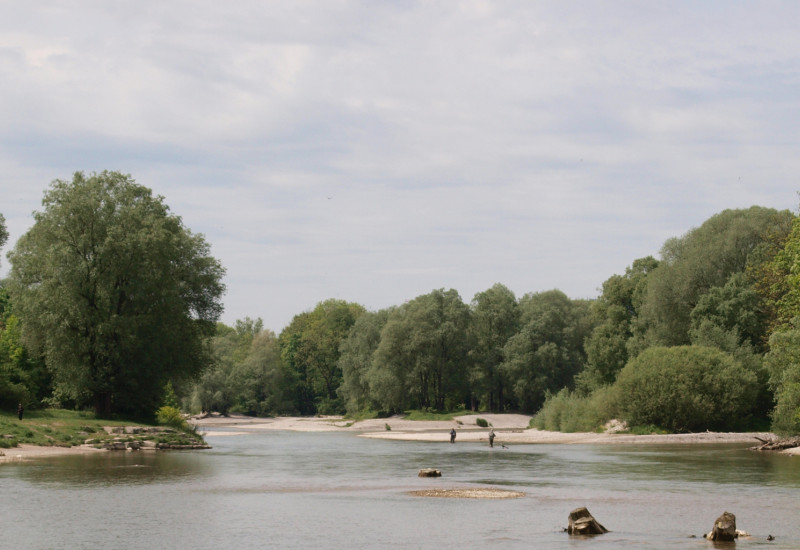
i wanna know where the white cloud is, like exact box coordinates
[1,1,799,330]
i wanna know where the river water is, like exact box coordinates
[2,429,799,549]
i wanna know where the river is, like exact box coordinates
[2,429,799,549]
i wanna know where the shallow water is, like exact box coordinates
[2,430,799,549]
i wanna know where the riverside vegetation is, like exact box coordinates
[2,173,800,439]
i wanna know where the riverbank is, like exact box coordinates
[192,413,797,454]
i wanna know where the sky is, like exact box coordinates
[1,1,800,332]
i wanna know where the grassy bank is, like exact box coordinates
[0,409,204,449]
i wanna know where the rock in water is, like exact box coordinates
[418,468,442,477]
[567,507,608,535]
[705,511,737,541]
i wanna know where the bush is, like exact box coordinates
[475,417,489,427]
[156,406,189,431]
[614,345,757,432]
[532,385,619,432]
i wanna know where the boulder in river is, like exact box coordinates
[567,507,608,535]
[418,468,442,477]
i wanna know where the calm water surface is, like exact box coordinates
[2,429,799,549]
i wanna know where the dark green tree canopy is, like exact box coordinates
[7,171,225,417]
[638,207,792,347]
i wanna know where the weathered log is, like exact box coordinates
[567,507,608,535]
[418,468,442,477]
[705,511,737,541]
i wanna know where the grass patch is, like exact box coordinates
[404,408,472,421]
[624,424,670,435]
[0,408,204,448]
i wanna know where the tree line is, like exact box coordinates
[2,173,800,435]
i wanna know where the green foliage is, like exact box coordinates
[532,386,620,432]
[475,417,489,427]
[469,283,520,412]
[500,290,594,412]
[583,257,658,391]
[0,291,50,411]
[615,346,758,432]
[637,207,792,348]
[190,321,295,417]
[370,289,472,412]
[280,300,366,415]
[338,309,391,415]
[6,171,225,417]
[404,408,469,421]
[0,212,7,261]
[764,324,800,435]
[156,406,189,431]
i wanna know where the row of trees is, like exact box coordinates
[189,206,800,434]
[2,172,800,435]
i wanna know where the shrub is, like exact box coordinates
[156,406,189,431]
[475,417,489,428]
[532,385,620,432]
[614,345,757,432]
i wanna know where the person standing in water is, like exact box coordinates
[488,428,495,448]
[450,428,456,443]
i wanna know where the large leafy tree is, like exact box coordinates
[470,283,519,411]
[500,290,593,412]
[582,256,658,390]
[371,289,472,412]
[637,207,792,347]
[279,299,365,414]
[7,171,225,417]
[338,308,391,414]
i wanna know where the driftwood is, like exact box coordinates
[567,507,608,535]
[751,437,800,452]
[705,511,737,541]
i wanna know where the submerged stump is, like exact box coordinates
[418,468,442,477]
[705,511,737,541]
[567,507,608,535]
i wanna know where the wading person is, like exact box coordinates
[488,428,495,448]
[450,428,456,443]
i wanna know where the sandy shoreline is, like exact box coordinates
[194,413,796,452]
[3,413,796,462]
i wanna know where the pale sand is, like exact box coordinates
[193,413,786,449]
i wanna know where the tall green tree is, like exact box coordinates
[371,289,472,412]
[637,207,792,347]
[470,283,520,411]
[582,257,658,390]
[338,309,391,414]
[7,171,225,417]
[501,290,593,412]
[279,299,365,414]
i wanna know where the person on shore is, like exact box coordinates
[450,428,456,443]
[17,403,24,420]
[488,428,495,448]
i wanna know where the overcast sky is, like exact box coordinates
[2,1,799,331]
